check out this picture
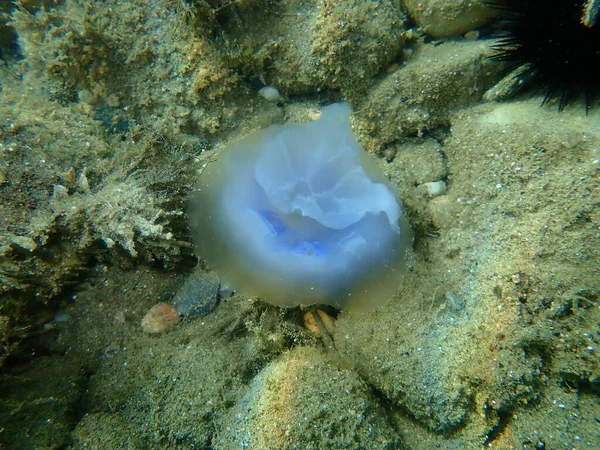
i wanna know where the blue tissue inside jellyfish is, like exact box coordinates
[259,210,325,257]
[259,210,287,236]
[218,161,401,299]
[291,240,325,257]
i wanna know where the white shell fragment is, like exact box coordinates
[420,180,447,197]
[258,86,282,102]
[51,184,69,200]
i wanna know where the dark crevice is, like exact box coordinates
[483,408,512,446]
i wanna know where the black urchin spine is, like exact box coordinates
[488,0,600,112]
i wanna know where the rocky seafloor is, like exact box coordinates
[0,0,598,449]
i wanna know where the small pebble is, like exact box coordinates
[383,147,397,163]
[51,184,69,200]
[218,283,235,298]
[78,89,96,104]
[258,86,281,102]
[420,180,447,197]
[141,303,180,334]
[303,309,335,338]
[106,93,120,108]
[103,343,119,359]
[464,30,480,41]
[173,271,220,318]
[77,171,90,193]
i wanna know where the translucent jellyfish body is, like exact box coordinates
[189,103,413,310]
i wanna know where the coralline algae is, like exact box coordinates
[189,103,413,310]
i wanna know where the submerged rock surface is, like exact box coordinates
[1,0,598,449]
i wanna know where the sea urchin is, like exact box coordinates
[489,0,600,112]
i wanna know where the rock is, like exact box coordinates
[173,270,220,318]
[216,346,404,449]
[403,0,496,38]
[258,86,281,102]
[141,302,180,334]
[419,180,447,197]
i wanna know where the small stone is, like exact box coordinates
[173,271,220,318]
[78,89,96,104]
[51,184,69,200]
[403,0,496,38]
[258,86,281,102]
[419,180,447,197]
[383,147,397,163]
[303,309,335,338]
[77,170,90,193]
[141,303,180,334]
[106,94,120,108]
[464,30,480,41]
[62,167,76,183]
[10,236,37,252]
